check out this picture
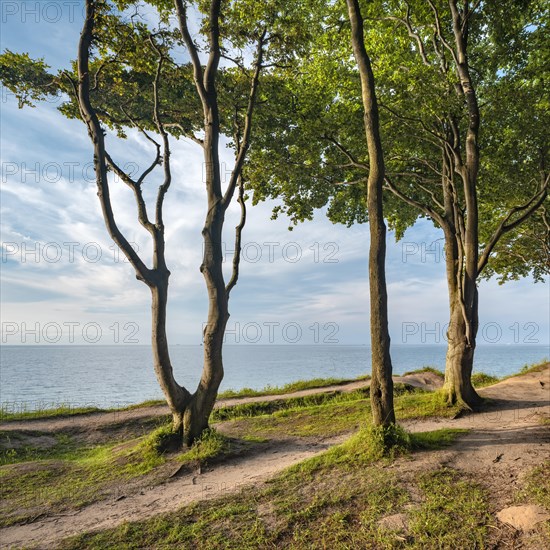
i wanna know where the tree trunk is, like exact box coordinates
[442,224,482,408]
[444,288,482,408]
[150,277,190,436]
[182,113,229,445]
[346,0,395,426]
[183,209,228,446]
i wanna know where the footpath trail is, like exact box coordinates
[0,372,441,433]
[0,368,548,549]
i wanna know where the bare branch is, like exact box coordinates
[203,0,222,95]
[173,0,208,107]
[104,152,156,235]
[148,37,172,230]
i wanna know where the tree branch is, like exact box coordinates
[323,135,370,171]
[173,0,208,108]
[223,29,267,209]
[384,174,448,229]
[77,0,151,282]
[225,175,246,296]
[478,184,549,274]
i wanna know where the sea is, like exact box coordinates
[0,344,548,412]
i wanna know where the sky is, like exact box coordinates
[0,1,548,349]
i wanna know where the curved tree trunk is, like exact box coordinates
[151,278,190,434]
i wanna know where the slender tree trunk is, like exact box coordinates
[346,0,395,426]
[150,276,190,433]
[183,203,228,445]
[181,101,228,445]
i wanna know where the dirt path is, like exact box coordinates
[0,368,548,549]
[0,435,347,549]
[0,372,442,434]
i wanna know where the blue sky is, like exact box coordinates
[1,1,548,348]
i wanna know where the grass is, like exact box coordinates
[518,460,550,509]
[408,467,489,548]
[471,372,500,387]
[0,432,91,465]
[0,383,461,530]
[59,428,471,550]
[0,430,170,527]
[0,403,105,421]
[508,359,549,378]
[3,362,546,543]
[217,376,369,399]
[0,399,169,422]
[402,366,444,377]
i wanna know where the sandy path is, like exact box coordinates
[0,368,547,549]
[0,435,346,550]
[0,372,441,434]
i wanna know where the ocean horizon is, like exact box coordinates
[1,343,548,411]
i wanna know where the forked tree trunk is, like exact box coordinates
[346,0,395,426]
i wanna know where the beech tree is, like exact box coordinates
[373,0,548,407]
[345,0,395,426]
[0,0,316,444]
[246,0,548,410]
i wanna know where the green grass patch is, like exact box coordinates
[0,433,167,527]
[410,428,468,450]
[408,467,490,548]
[58,428,469,550]
[212,389,367,423]
[402,366,444,377]
[0,432,90,465]
[218,375,370,399]
[0,399,169,422]
[178,429,233,465]
[394,389,462,419]
[471,372,500,388]
[0,403,104,422]
[508,359,549,378]
[518,460,550,509]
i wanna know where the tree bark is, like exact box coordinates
[150,276,190,433]
[442,225,482,407]
[346,0,395,426]
[444,290,482,407]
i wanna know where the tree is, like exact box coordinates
[376,0,548,407]
[245,0,548,410]
[345,0,395,426]
[0,0,305,445]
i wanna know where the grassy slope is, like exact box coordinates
[1,361,548,546]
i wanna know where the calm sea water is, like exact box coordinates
[0,344,548,411]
